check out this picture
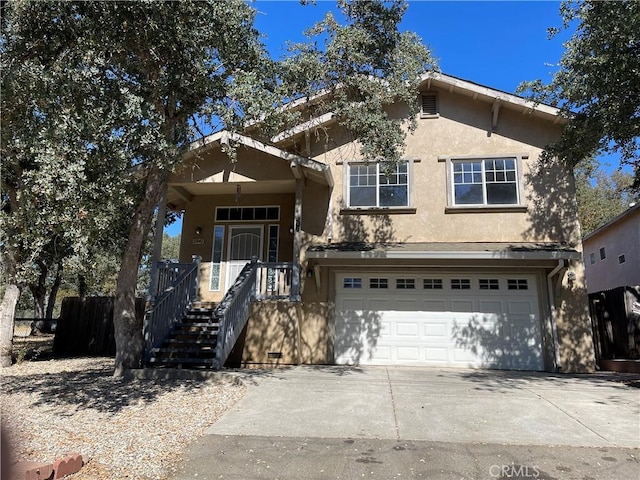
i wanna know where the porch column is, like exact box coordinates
[147,182,167,301]
[291,178,303,302]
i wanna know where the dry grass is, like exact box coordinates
[1,352,245,479]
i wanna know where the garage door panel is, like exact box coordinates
[478,300,503,314]
[422,300,447,311]
[508,301,535,315]
[424,323,448,338]
[371,346,392,361]
[396,299,419,311]
[450,300,474,312]
[335,273,544,371]
[377,320,391,336]
[396,322,419,336]
[397,346,420,361]
[368,299,388,311]
[341,299,365,310]
[424,346,449,361]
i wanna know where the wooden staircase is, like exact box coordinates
[146,302,220,368]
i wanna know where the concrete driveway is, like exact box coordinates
[208,366,639,447]
[171,366,640,480]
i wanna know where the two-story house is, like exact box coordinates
[144,72,595,373]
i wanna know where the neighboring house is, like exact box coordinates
[583,203,640,293]
[144,72,595,373]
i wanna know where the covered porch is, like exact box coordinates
[142,131,333,369]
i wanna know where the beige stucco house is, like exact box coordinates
[144,72,595,373]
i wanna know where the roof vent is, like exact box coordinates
[421,93,438,117]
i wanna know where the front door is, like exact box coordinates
[225,225,263,293]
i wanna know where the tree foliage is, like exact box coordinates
[574,161,638,235]
[281,0,435,165]
[1,0,435,372]
[518,0,640,188]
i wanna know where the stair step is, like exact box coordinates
[185,311,217,318]
[147,357,215,367]
[190,301,217,310]
[163,338,218,346]
[171,323,220,333]
[147,300,224,370]
[152,347,216,358]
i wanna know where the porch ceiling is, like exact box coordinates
[167,180,296,209]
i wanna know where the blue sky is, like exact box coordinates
[255,0,569,94]
[166,1,593,236]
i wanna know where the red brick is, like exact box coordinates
[52,454,83,480]
[12,461,53,480]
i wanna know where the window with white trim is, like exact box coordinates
[507,279,528,290]
[348,162,409,208]
[396,278,415,289]
[343,277,362,289]
[266,225,279,292]
[479,279,500,290]
[216,206,280,222]
[423,278,443,289]
[209,226,225,291]
[451,158,519,206]
[370,278,389,289]
[451,279,471,290]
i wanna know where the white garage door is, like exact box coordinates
[335,272,544,370]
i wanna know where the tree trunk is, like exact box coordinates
[29,262,48,319]
[113,164,167,377]
[28,263,48,335]
[0,284,20,367]
[45,261,63,320]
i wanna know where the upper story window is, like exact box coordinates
[452,158,519,206]
[347,161,409,208]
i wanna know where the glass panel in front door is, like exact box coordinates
[225,226,263,292]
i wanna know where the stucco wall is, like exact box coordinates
[305,87,581,247]
[239,301,330,365]
[583,208,640,293]
[555,260,596,373]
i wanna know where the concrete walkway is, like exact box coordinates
[170,366,640,479]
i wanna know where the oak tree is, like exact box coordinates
[1,0,434,372]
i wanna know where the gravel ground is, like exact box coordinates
[1,356,246,479]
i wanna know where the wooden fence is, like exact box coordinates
[53,297,145,357]
[589,286,640,365]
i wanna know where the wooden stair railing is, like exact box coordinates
[143,256,201,363]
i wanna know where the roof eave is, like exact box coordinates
[306,249,581,261]
[421,72,570,125]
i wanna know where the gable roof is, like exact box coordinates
[269,71,568,145]
[183,72,567,163]
[186,130,333,188]
[420,72,568,125]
